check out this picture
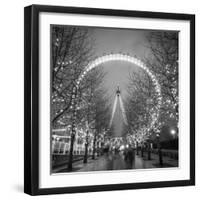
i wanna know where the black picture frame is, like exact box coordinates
[24,4,195,196]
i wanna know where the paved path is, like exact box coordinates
[55,151,178,173]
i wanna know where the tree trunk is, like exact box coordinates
[148,142,151,160]
[83,130,89,163]
[68,133,75,171]
[158,148,163,166]
[92,134,97,159]
[141,145,144,157]
[136,142,139,155]
[157,138,163,166]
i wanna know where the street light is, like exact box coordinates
[156,132,163,166]
[146,136,151,160]
[171,129,176,139]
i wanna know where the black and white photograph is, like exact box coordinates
[50,25,179,174]
[0,0,197,197]
[23,4,195,195]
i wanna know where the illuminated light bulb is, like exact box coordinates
[128,56,133,63]
[101,55,106,61]
[85,67,89,73]
[114,54,118,59]
[120,54,125,61]
[145,68,150,74]
[127,55,131,61]
[123,55,128,61]
[117,54,121,61]
[81,74,84,79]
[113,54,117,60]
[110,54,115,60]
[105,56,110,62]
[134,58,140,65]
[76,80,80,85]
[122,54,128,61]
[88,65,94,71]
[99,57,103,64]
[107,54,112,60]
[151,76,156,82]
[99,57,103,63]
[95,59,101,66]
[104,55,109,62]
[140,64,145,70]
[83,71,87,75]
[137,59,142,66]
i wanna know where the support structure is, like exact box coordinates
[109,86,128,129]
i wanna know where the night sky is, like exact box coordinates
[89,27,151,137]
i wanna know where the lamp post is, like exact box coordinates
[141,142,144,157]
[92,130,97,160]
[156,132,163,166]
[83,130,89,163]
[136,138,139,155]
[147,138,151,160]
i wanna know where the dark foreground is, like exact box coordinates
[52,150,178,173]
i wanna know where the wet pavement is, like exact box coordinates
[77,153,131,172]
[55,151,178,173]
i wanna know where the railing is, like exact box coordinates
[149,149,178,160]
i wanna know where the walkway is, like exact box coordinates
[54,150,178,173]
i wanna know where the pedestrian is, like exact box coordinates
[127,147,134,167]
[123,148,128,161]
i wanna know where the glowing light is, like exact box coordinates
[120,145,125,151]
[75,53,162,137]
[171,129,176,135]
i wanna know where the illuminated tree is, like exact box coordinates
[76,67,111,160]
[145,31,179,124]
[51,25,94,127]
[124,68,157,139]
[125,31,178,143]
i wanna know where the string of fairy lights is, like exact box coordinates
[69,53,162,146]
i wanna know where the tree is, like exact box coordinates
[51,25,94,127]
[124,31,178,144]
[145,31,179,125]
[92,88,111,159]
[77,67,111,160]
[124,68,157,142]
